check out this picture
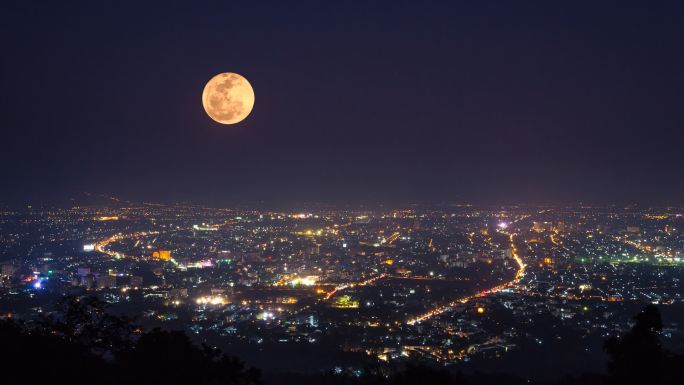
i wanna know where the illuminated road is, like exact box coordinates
[95,227,526,325]
[95,231,160,261]
[613,234,675,260]
[324,273,389,300]
[406,232,526,325]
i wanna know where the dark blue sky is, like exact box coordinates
[2,1,683,206]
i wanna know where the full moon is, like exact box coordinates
[202,72,255,124]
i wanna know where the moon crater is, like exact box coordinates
[202,72,254,124]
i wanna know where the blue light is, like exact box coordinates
[33,280,42,289]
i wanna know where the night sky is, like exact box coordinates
[2,1,683,206]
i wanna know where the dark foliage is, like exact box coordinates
[0,296,261,385]
[1,297,683,385]
[117,328,261,385]
[39,296,135,358]
[0,318,114,385]
[604,304,684,385]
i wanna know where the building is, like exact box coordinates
[130,275,143,287]
[81,274,95,289]
[168,288,189,299]
[152,250,172,261]
[97,275,116,289]
[307,244,321,256]
[1,264,18,277]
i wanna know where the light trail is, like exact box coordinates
[406,232,526,325]
[384,232,401,245]
[95,231,160,261]
[324,273,388,300]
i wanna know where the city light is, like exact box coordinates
[195,296,228,305]
[259,311,276,320]
[3,202,682,372]
[4,3,683,380]
[290,276,318,286]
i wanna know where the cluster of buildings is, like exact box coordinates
[0,204,682,372]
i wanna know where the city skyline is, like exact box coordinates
[1,201,682,382]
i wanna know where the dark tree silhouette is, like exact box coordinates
[117,328,261,385]
[0,295,261,385]
[603,304,682,385]
[40,295,135,357]
[385,364,466,385]
[3,296,683,385]
[0,318,114,385]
